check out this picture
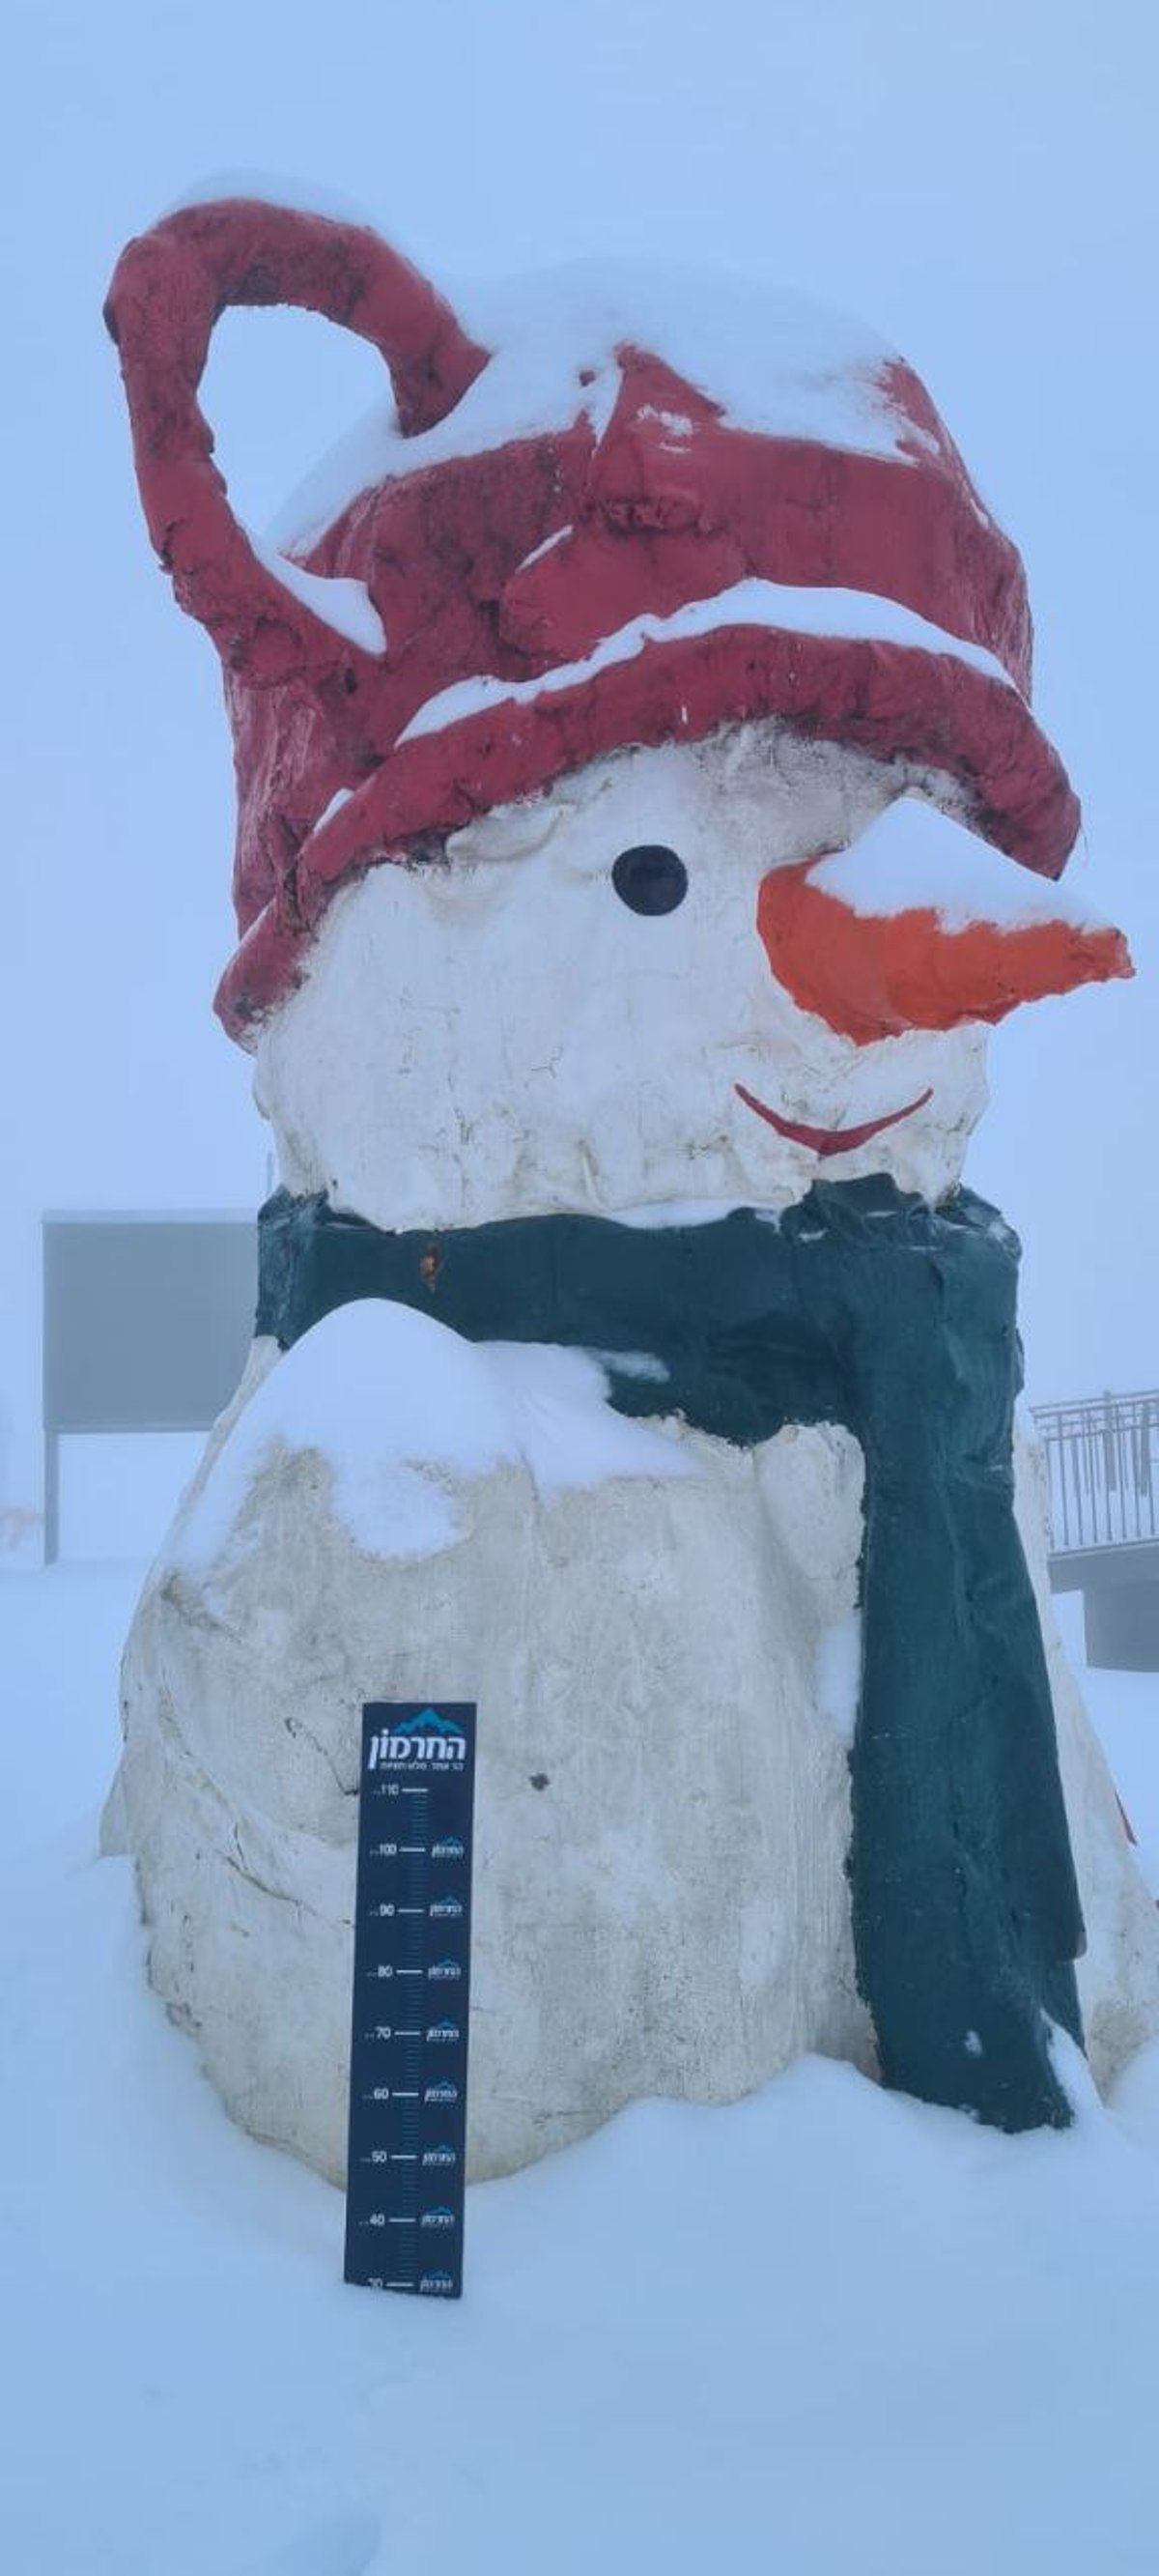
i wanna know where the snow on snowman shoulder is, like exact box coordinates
[101,186,1155,2187]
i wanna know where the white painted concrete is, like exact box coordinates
[258,730,989,1229]
[108,1329,1159,2183]
[108,727,1159,2180]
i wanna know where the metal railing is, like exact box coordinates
[1031,1390,1159,1557]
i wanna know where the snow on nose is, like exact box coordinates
[755,799,1131,1045]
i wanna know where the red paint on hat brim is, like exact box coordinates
[214,620,1081,1040]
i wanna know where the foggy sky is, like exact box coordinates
[5,0,1157,1404]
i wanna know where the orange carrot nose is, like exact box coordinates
[756,855,1133,1046]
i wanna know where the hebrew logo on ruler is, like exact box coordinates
[344,1703,477,2297]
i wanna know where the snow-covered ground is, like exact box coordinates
[4,1563,1159,2575]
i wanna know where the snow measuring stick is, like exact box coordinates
[344,1703,477,2297]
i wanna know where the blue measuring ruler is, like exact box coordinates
[344,1703,477,2298]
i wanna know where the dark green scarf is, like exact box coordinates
[257,1173,1085,2132]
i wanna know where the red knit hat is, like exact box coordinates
[105,193,1082,1045]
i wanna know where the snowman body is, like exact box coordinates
[109,731,1159,2179]
[119,1318,870,2183]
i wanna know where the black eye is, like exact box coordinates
[611,844,689,915]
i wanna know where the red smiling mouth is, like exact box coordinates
[735,1082,933,1158]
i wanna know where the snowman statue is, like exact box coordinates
[102,190,1159,2183]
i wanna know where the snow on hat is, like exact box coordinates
[106,190,1103,1045]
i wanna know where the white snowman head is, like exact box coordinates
[106,196,1128,1213]
[256,717,1127,1229]
[256,727,973,1224]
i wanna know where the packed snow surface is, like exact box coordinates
[813,1606,862,1748]
[169,169,381,228]
[249,536,385,655]
[814,795,1109,927]
[175,1302,690,1571]
[268,248,935,555]
[4,1570,1159,2574]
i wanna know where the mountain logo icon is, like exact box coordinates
[391,1709,464,1740]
